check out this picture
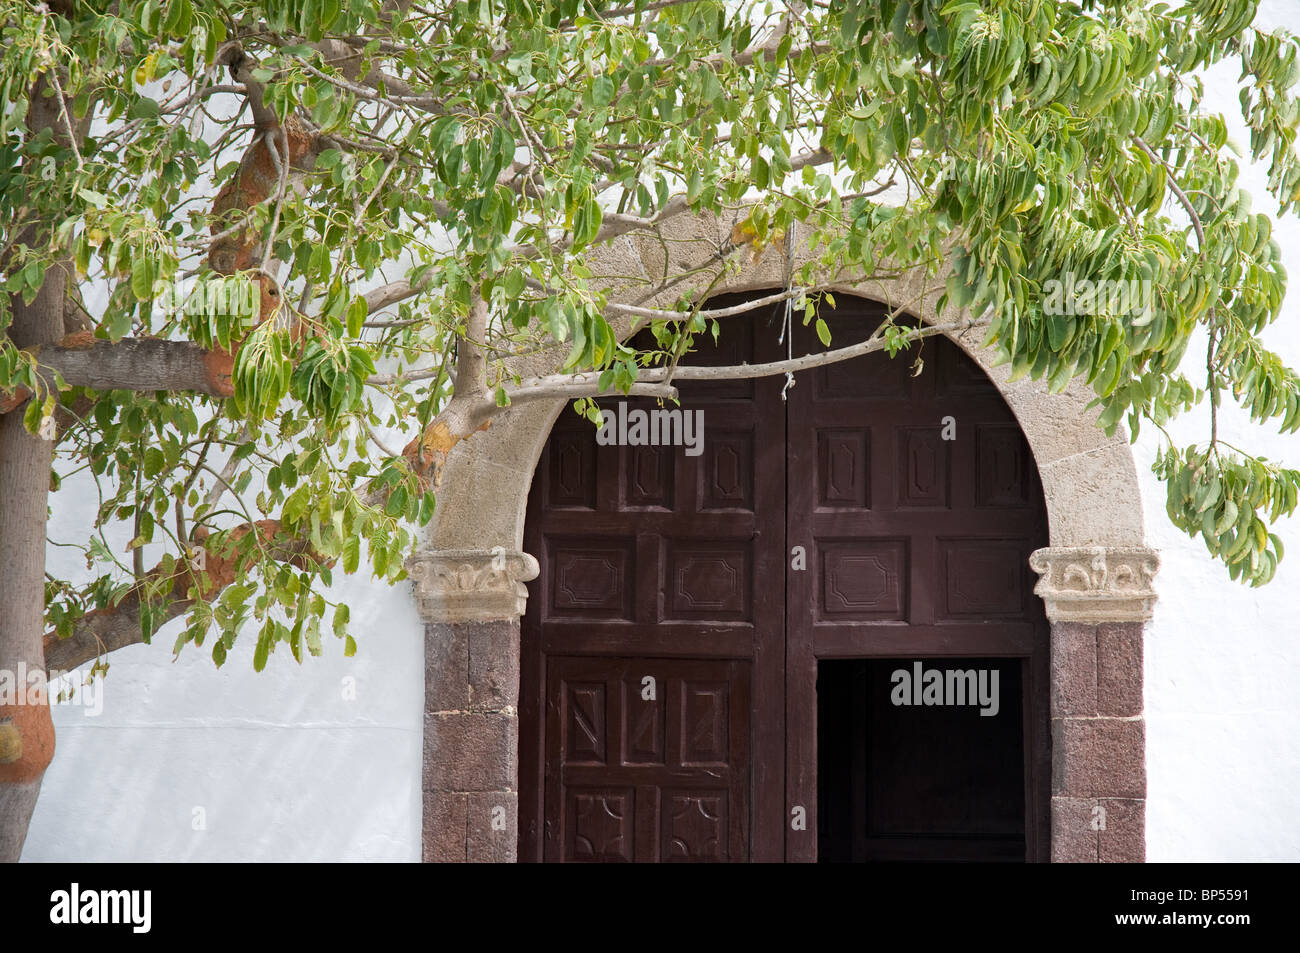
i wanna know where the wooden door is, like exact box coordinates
[542,657,751,861]
[520,315,787,862]
[785,308,1051,862]
[520,295,1051,862]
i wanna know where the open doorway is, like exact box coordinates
[817,658,1028,862]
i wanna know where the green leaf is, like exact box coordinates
[143,447,165,477]
[503,268,526,299]
[342,534,360,574]
[591,75,615,110]
[687,167,703,204]
[131,256,153,302]
[253,626,271,672]
[22,397,42,436]
[346,295,367,338]
[815,318,831,347]
[853,120,873,158]
[385,484,408,517]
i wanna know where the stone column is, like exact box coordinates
[1030,547,1159,863]
[408,549,539,862]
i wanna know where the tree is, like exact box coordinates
[2,0,1298,859]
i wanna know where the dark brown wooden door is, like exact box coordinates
[785,310,1051,862]
[542,657,751,861]
[520,295,1050,862]
[520,315,787,862]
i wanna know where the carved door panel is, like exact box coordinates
[543,657,750,862]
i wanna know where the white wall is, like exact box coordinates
[19,2,1300,862]
[1139,0,1300,861]
[21,542,423,862]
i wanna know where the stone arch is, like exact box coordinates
[410,213,1157,863]
[424,215,1149,557]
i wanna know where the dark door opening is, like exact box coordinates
[817,658,1027,862]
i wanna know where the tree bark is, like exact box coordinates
[0,336,236,415]
[0,407,58,862]
[0,76,72,863]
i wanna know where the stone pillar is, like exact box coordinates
[1030,546,1159,863]
[408,549,539,862]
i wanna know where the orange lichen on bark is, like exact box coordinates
[401,419,492,491]
[178,520,328,600]
[39,519,334,671]
[0,389,27,415]
[55,329,95,349]
[202,273,307,398]
[1,109,321,417]
[205,112,318,376]
[209,116,319,276]
[0,706,54,783]
[203,347,236,398]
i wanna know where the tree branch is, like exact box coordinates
[453,291,489,400]
[607,286,814,321]
[42,520,327,672]
[465,381,678,426]
[0,335,234,413]
[511,316,966,395]
[1132,135,1205,250]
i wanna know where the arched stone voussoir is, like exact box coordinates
[617,216,1148,552]
[420,400,560,555]
[420,213,1149,562]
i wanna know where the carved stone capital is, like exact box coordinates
[408,549,540,623]
[1029,546,1160,623]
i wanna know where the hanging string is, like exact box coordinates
[779,220,796,401]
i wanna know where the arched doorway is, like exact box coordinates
[517,293,1051,862]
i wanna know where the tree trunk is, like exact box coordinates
[0,76,70,862]
[0,405,58,861]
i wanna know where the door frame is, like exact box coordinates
[412,230,1159,863]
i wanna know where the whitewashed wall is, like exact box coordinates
[21,540,423,862]
[1140,0,1300,862]
[20,2,1300,861]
